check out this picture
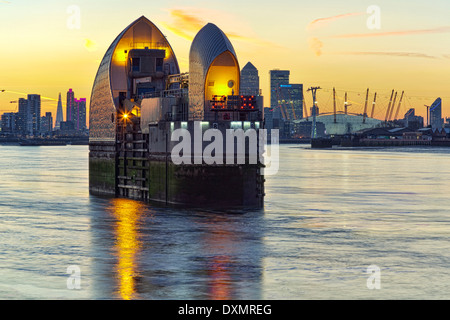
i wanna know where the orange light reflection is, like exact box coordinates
[109,198,144,300]
[201,220,236,300]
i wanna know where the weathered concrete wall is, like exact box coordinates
[89,120,265,208]
[89,141,116,196]
[148,157,264,208]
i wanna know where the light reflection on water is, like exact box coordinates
[1,145,450,299]
[108,198,144,300]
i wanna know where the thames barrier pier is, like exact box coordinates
[89,16,265,208]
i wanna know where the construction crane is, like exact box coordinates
[0,100,18,113]
[363,88,369,124]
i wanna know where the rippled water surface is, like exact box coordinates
[1,145,450,299]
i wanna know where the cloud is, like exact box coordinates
[306,12,364,57]
[161,8,279,47]
[335,51,438,59]
[160,9,204,41]
[331,26,450,39]
[307,12,364,30]
[309,37,323,56]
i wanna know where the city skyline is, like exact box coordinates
[0,88,87,136]
[0,0,449,122]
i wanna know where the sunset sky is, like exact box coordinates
[1,0,449,123]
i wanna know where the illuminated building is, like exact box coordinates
[74,98,87,131]
[89,15,180,196]
[1,112,16,133]
[89,16,179,145]
[89,16,264,208]
[270,70,289,109]
[27,94,41,136]
[41,112,53,135]
[277,84,303,121]
[66,89,75,123]
[17,98,29,135]
[189,23,240,121]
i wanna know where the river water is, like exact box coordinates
[0,144,450,299]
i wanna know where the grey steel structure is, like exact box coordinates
[90,16,180,144]
[189,23,240,121]
[89,17,264,208]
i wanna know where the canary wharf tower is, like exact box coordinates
[89,16,265,208]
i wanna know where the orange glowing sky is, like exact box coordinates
[0,0,449,124]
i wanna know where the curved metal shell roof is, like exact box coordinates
[189,23,237,73]
[89,16,180,142]
[189,23,239,120]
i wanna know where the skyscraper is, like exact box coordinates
[74,98,87,131]
[55,92,64,130]
[240,62,260,96]
[17,98,30,135]
[430,98,443,130]
[403,108,424,130]
[41,112,53,135]
[270,70,290,109]
[27,94,41,136]
[277,84,303,120]
[66,88,75,122]
[1,112,16,133]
